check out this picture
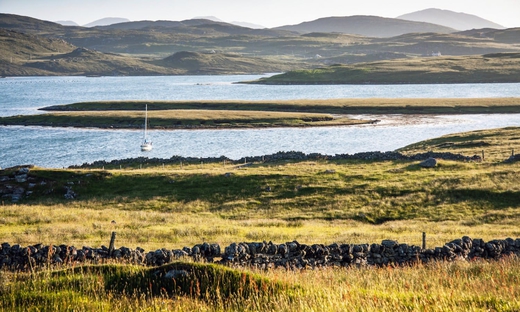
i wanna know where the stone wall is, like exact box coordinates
[1,236,518,272]
[69,150,482,169]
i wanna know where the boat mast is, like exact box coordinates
[144,104,148,141]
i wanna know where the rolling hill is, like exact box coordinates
[397,8,504,31]
[155,51,306,74]
[0,27,306,76]
[0,13,74,34]
[95,18,293,37]
[2,13,520,77]
[275,15,456,37]
[457,27,520,44]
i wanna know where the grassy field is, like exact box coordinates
[1,127,520,311]
[251,53,520,84]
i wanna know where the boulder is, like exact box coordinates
[419,157,437,168]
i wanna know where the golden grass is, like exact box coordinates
[1,256,519,311]
[48,109,335,120]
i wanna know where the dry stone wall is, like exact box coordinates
[70,150,483,169]
[1,236,519,272]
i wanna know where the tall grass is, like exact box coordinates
[1,257,519,311]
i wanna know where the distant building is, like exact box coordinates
[431,51,442,56]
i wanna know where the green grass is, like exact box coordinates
[2,127,520,311]
[1,258,519,311]
[251,53,520,84]
[2,127,520,249]
[0,262,299,311]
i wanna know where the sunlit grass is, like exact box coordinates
[1,257,519,311]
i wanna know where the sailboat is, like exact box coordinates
[140,104,153,151]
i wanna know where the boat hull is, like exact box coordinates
[141,143,152,151]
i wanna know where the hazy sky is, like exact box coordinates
[1,0,519,28]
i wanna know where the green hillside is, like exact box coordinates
[250,53,520,84]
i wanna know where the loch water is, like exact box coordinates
[1,75,520,168]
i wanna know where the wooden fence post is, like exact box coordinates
[109,232,116,256]
[422,232,426,249]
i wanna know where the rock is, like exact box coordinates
[64,186,77,199]
[419,157,437,168]
[14,174,27,183]
[18,167,30,174]
[381,240,398,249]
[164,269,189,279]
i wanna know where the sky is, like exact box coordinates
[1,0,519,28]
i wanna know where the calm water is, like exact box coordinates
[1,75,520,168]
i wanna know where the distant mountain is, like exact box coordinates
[95,18,293,37]
[0,13,71,34]
[83,17,130,27]
[397,8,504,31]
[193,16,265,29]
[193,16,224,22]
[55,20,79,26]
[231,21,265,29]
[275,15,455,37]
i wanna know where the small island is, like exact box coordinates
[2,98,520,129]
[247,53,520,85]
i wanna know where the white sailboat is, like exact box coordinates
[140,104,152,151]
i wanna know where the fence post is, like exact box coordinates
[481,150,485,161]
[109,231,116,256]
[422,232,426,249]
